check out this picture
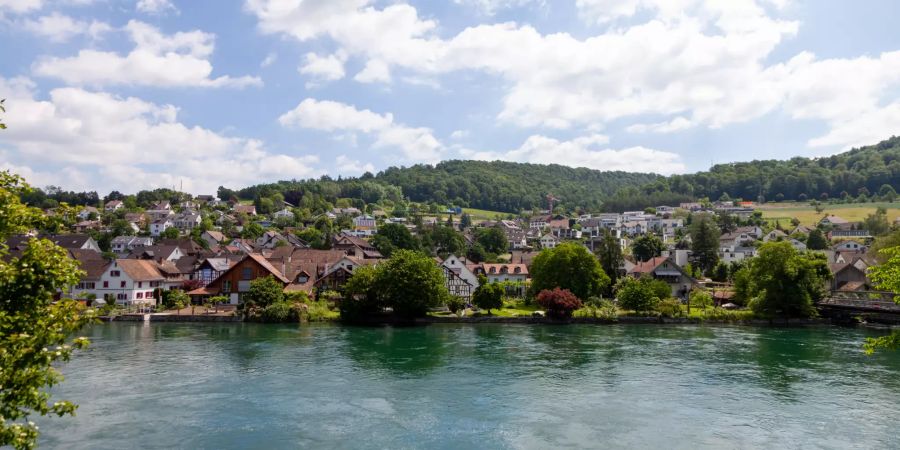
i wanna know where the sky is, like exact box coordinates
[1,0,900,195]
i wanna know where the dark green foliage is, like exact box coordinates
[424,225,465,257]
[864,207,890,236]
[373,250,450,319]
[473,283,504,314]
[615,277,662,313]
[632,234,664,262]
[594,229,623,294]
[475,227,508,255]
[747,242,831,318]
[260,301,301,323]
[806,228,828,250]
[161,226,180,239]
[376,160,660,212]
[530,242,609,300]
[242,275,285,309]
[372,223,420,257]
[690,214,720,272]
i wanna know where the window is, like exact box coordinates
[297,274,309,283]
[110,270,120,277]
[117,293,127,300]
[150,281,161,287]
[103,281,109,288]
[120,281,126,288]
[242,267,253,280]
[138,281,143,288]
[223,280,232,293]
[136,292,143,299]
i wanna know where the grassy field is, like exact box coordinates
[757,201,900,226]
[462,207,514,220]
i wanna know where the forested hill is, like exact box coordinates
[19,137,900,214]
[375,160,661,212]
[602,136,900,211]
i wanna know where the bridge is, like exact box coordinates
[818,291,900,324]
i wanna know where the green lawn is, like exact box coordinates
[757,201,899,227]
[462,207,515,220]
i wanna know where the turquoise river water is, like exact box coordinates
[37,323,900,449]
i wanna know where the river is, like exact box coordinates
[39,323,900,449]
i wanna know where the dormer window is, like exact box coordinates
[297,274,309,283]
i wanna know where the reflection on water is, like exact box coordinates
[40,323,900,449]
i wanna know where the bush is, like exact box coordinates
[473,283,504,314]
[700,308,756,322]
[690,289,713,309]
[615,277,660,313]
[656,298,684,318]
[260,301,300,323]
[573,299,618,320]
[446,296,465,316]
[536,288,583,319]
[305,300,339,322]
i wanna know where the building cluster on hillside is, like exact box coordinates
[6,194,892,310]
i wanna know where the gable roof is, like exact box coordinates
[115,259,165,281]
[246,253,291,283]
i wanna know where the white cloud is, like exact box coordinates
[335,155,376,176]
[136,0,179,15]
[260,52,277,68]
[245,0,798,131]
[454,0,544,16]
[0,76,321,194]
[299,51,347,83]
[32,20,261,88]
[626,117,693,134]
[460,134,687,174]
[0,0,45,14]
[20,12,111,43]
[279,98,443,163]
[450,129,469,140]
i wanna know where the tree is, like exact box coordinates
[690,289,713,309]
[747,241,830,318]
[374,250,449,318]
[163,289,189,314]
[446,296,465,316]
[466,242,489,263]
[690,213,720,272]
[473,282,504,315]
[631,234,664,262]
[459,213,472,230]
[340,265,382,320]
[371,223,420,257]
[864,246,900,353]
[716,210,736,233]
[0,171,93,450]
[806,228,827,250]
[531,242,609,300]
[615,277,660,313]
[878,184,897,202]
[731,267,753,306]
[161,226,180,239]
[595,229,623,295]
[241,222,264,240]
[536,288,583,319]
[427,225,465,257]
[242,275,284,309]
[863,207,890,236]
[475,227,508,255]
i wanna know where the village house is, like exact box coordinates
[833,240,867,252]
[333,233,382,259]
[440,255,480,292]
[830,257,874,292]
[91,259,166,306]
[76,206,99,221]
[6,234,103,254]
[201,230,227,248]
[471,263,529,284]
[353,215,377,231]
[762,229,788,242]
[104,200,123,212]
[146,201,174,220]
[539,233,559,249]
[273,208,294,220]
[627,256,696,300]
[193,257,239,286]
[232,204,257,216]
[173,212,202,233]
[150,218,174,237]
[256,230,289,249]
[110,236,154,254]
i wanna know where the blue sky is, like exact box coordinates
[1,0,900,195]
